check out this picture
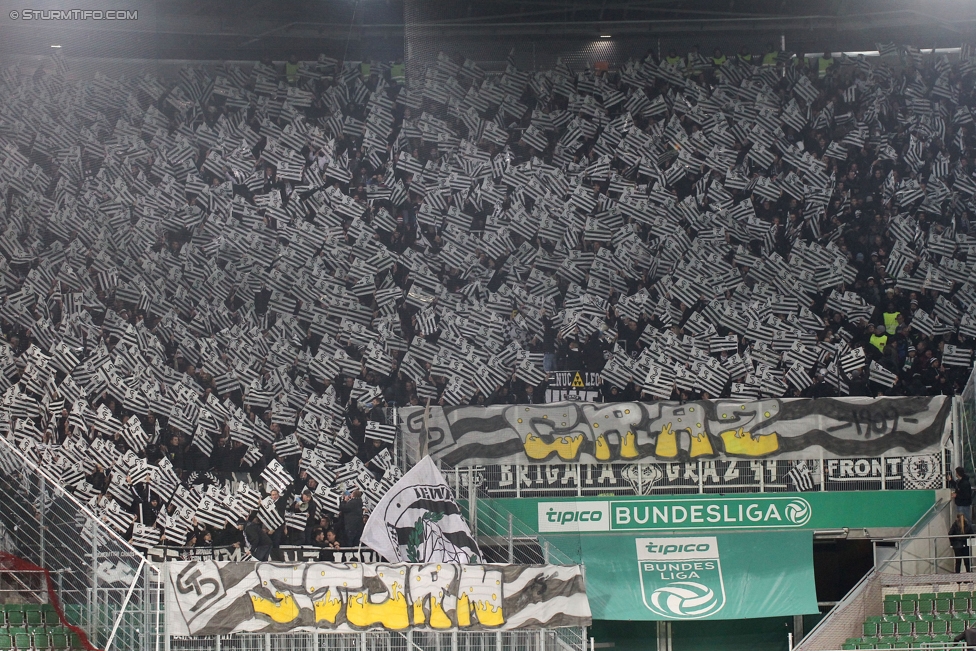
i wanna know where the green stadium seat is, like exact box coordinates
[903,594,920,600]
[900,600,917,615]
[49,633,67,650]
[0,634,9,651]
[40,606,57,627]
[841,645,856,650]
[918,599,934,614]
[952,619,967,634]
[13,633,30,650]
[936,598,952,613]
[864,622,880,636]
[875,644,892,650]
[23,606,41,627]
[33,632,50,650]
[68,632,80,649]
[5,629,25,639]
[896,621,913,636]
[915,620,932,634]
[884,600,900,615]
[954,597,971,613]
[3,607,23,628]
[931,619,950,634]
[880,621,896,636]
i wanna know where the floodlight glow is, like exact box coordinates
[50,45,62,48]
[600,34,612,38]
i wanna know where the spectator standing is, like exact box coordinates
[954,468,974,522]
[339,490,365,548]
[244,515,273,562]
[950,513,974,573]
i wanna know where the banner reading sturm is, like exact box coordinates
[401,396,950,465]
[165,561,590,635]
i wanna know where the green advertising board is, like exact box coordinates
[474,490,935,536]
[544,531,820,621]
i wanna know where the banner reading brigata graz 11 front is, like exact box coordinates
[165,561,591,635]
[400,396,950,465]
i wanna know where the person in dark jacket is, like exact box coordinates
[340,490,365,547]
[951,513,975,573]
[954,624,976,649]
[243,516,273,561]
[954,467,973,522]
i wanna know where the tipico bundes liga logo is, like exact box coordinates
[637,537,725,619]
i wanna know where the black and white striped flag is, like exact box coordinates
[365,420,397,444]
[786,461,816,492]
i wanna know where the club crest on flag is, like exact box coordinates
[361,456,480,564]
[637,537,726,620]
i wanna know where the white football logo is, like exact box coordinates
[784,499,811,526]
[649,582,721,618]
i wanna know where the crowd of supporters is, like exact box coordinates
[0,40,975,552]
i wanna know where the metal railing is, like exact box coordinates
[165,628,587,651]
[795,501,955,651]
[0,434,163,651]
[0,434,587,651]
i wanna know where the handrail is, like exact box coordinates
[796,500,951,651]
[0,434,160,574]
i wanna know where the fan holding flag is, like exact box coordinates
[361,455,481,564]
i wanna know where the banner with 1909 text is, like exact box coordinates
[401,396,950,465]
[165,561,590,635]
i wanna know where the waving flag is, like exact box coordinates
[361,455,480,564]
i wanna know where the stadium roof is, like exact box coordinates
[0,0,973,61]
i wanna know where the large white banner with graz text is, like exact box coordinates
[400,397,951,465]
[165,561,590,635]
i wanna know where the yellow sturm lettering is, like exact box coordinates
[412,596,452,628]
[620,431,640,459]
[250,592,300,624]
[345,583,410,630]
[410,563,457,628]
[654,423,678,458]
[689,432,715,458]
[312,589,342,624]
[457,593,505,627]
[594,434,611,461]
[720,428,780,456]
[523,432,584,461]
[457,567,505,628]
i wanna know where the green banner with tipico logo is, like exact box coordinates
[473,490,936,536]
[544,531,819,621]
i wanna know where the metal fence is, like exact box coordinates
[166,628,586,651]
[0,434,587,651]
[795,500,957,651]
[958,368,976,480]
[0,433,163,651]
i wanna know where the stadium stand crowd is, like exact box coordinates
[0,42,975,553]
